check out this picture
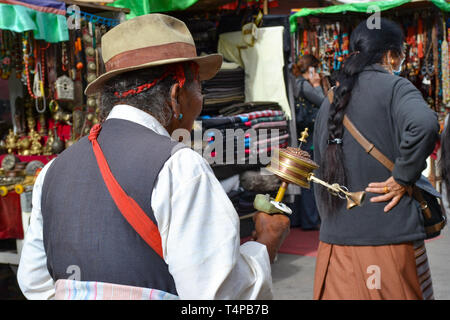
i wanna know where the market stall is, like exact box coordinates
[0,0,129,265]
[172,3,301,236]
[289,0,449,192]
[290,0,449,112]
[108,0,300,236]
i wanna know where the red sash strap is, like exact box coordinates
[88,124,164,259]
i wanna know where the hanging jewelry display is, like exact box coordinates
[0,30,13,80]
[13,32,23,79]
[22,31,38,100]
[292,5,449,124]
[442,19,449,106]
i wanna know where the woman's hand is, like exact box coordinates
[365,176,407,213]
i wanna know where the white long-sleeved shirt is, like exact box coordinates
[17,105,273,300]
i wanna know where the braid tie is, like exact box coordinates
[113,62,198,99]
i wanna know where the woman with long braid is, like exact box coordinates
[312,18,439,300]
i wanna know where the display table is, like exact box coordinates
[0,192,32,265]
[0,155,55,265]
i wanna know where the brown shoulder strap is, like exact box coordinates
[326,88,432,218]
[326,88,394,171]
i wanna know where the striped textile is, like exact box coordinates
[55,279,179,300]
[237,110,284,121]
[413,241,434,300]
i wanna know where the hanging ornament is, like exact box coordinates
[442,20,449,105]
[55,75,75,101]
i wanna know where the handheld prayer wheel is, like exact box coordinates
[254,128,365,214]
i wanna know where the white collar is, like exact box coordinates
[106,104,170,138]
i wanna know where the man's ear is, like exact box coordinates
[169,83,181,115]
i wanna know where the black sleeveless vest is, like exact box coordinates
[41,118,182,295]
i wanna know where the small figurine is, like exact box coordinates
[5,129,17,154]
[42,129,54,156]
[29,129,42,155]
[17,136,31,156]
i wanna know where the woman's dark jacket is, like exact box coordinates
[294,76,325,107]
[313,64,440,246]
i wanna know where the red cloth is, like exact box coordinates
[0,153,56,240]
[0,192,24,239]
[88,124,164,259]
[38,119,72,143]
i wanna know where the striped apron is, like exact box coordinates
[55,279,179,300]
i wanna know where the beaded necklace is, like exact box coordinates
[22,32,38,99]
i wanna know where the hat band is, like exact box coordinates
[105,42,197,72]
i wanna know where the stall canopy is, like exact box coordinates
[289,0,450,33]
[109,0,201,18]
[109,0,271,18]
[0,0,69,42]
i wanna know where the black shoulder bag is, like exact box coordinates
[295,78,319,132]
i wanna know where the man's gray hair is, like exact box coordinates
[99,63,197,127]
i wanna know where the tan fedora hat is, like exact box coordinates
[85,13,223,96]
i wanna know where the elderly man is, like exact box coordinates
[17,14,290,300]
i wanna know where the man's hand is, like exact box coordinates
[365,176,407,213]
[251,212,290,263]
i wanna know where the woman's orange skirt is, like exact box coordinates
[313,240,434,300]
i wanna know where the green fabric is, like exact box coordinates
[109,0,200,19]
[431,0,450,12]
[107,0,150,19]
[290,0,412,33]
[290,0,450,32]
[0,3,68,42]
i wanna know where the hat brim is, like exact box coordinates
[85,53,223,96]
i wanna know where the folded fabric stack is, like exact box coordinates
[200,108,289,167]
[201,62,246,115]
[196,60,290,225]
